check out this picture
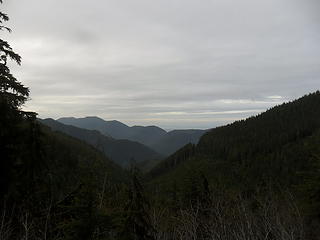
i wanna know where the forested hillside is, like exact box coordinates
[151,129,206,156]
[143,92,320,239]
[58,116,167,145]
[58,116,206,156]
[149,92,320,182]
[40,118,163,167]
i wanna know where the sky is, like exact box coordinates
[2,0,320,129]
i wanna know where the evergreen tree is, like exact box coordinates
[0,0,44,211]
[0,0,35,198]
[121,167,155,240]
[0,0,29,113]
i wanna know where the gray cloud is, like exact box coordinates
[2,0,320,129]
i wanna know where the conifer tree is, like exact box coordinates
[0,0,29,115]
[0,0,37,199]
[121,167,155,240]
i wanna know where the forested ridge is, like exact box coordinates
[1,1,320,239]
[148,91,320,199]
[58,116,206,157]
[146,91,320,239]
[149,91,320,185]
[40,118,163,167]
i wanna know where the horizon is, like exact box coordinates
[40,93,315,130]
[4,0,320,129]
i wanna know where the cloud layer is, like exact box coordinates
[3,0,320,129]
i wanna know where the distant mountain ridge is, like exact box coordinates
[58,116,207,156]
[40,118,162,167]
[58,116,167,144]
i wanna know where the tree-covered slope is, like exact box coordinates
[148,91,320,197]
[129,125,167,146]
[40,118,163,167]
[58,116,129,139]
[58,116,206,156]
[151,129,207,156]
[40,124,128,195]
[198,91,320,159]
[1,120,131,240]
[58,116,167,144]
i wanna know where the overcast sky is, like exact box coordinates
[3,0,320,129]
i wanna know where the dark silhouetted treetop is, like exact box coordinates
[0,1,29,113]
